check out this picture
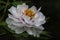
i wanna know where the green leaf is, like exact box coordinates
[13,32,29,38]
[0,27,6,35]
[11,1,31,7]
[21,32,29,37]
[39,36,50,40]
[41,31,49,35]
[0,21,15,34]
[40,31,52,38]
[0,21,7,35]
[0,21,6,26]
[13,32,29,40]
[12,1,24,6]
[46,17,50,22]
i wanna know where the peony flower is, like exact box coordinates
[6,3,46,37]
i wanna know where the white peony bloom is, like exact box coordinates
[6,3,46,37]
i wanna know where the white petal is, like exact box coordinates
[34,26,44,30]
[17,3,28,13]
[15,27,25,34]
[33,12,46,26]
[38,7,42,11]
[34,12,45,20]
[32,27,44,37]
[39,12,45,20]
[6,17,13,25]
[6,17,25,27]
[29,6,37,13]
[24,27,33,35]
[25,27,43,37]
[22,15,33,25]
[34,20,46,27]
[8,25,17,30]
[6,18,25,33]
[12,21,25,27]
[8,14,20,22]
[8,6,19,18]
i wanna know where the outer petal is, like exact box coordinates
[33,12,46,27]
[8,25,17,30]
[6,17,25,27]
[6,17,13,25]
[24,27,33,35]
[8,25,25,34]
[25,27,44,37]
[8,6,19,18]
[34,25,44,30]
[8,14,20,22]
[6,18,25,34]
[15,27,25,34]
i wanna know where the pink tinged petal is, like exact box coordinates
[19,15,34,27]
[8,14,20,22]
[22,15,33,25]
[29,6,37,13]
[15,27,25,34]
[8,14,25,27]
[21,18,33,27]
[8,6,19,18]
[12,21,25,27]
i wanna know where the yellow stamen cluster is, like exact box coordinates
[24,9,35,19]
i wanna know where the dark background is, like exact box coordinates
[0,0,60,40]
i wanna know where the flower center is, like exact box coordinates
[24,9,35,19]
